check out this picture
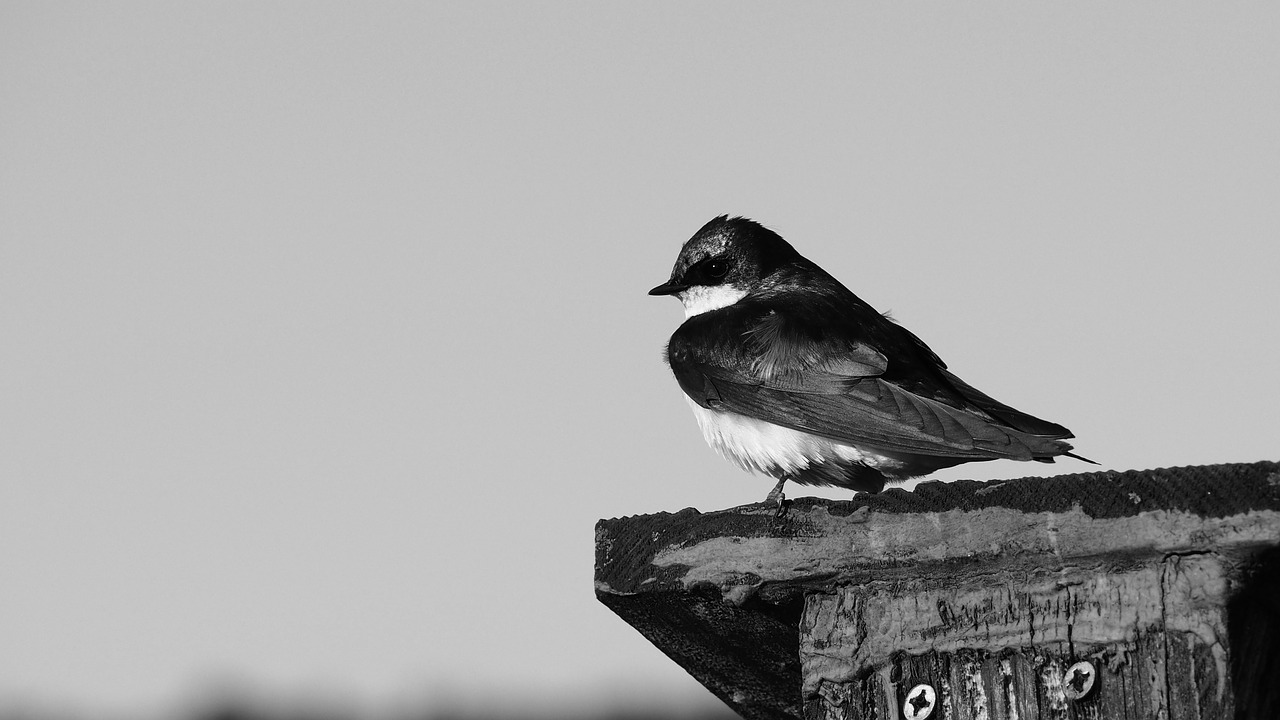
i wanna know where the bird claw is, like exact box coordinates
[772,497,790,519]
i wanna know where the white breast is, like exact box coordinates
[678,285,748,318]
[684,397,902,477]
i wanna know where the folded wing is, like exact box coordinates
[668,299,1074,462]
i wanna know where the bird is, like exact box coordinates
[649,215,1092,505]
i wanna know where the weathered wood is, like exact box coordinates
[595,461,1280,719]
[800,555,1231,719]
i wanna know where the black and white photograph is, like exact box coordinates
[2,4,1278,720]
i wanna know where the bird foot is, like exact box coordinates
[765,478,789,518]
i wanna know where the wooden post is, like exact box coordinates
[595,461,1280,720]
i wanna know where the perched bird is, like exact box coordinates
[650,216,1091,503]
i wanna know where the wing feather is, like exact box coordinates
[667,295,1071,462]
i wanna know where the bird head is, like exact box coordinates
[649,216,802,318]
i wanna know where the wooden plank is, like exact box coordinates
[798,566,1166,694]
[797,557,1238,719]
[595,462,1280,720]
[597,590,804,720]
[1229,548,1280,719]
[1006,651,1043,720]
[1161,554,1232,719]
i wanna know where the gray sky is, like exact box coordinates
[2,2,1278,717]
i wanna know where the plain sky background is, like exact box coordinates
[2,2,1278,718]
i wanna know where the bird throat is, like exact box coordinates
[679,285,748,318]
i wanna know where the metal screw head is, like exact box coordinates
[1063,660,1097,701]
[902,683,936,720]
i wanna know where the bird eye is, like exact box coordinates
[703,259,729,279]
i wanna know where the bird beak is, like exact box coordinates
[648,281,689,296]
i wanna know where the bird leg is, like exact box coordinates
[765,477,788,517]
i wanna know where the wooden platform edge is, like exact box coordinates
[595,460,1280,720]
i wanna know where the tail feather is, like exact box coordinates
[1064,450,1099,465]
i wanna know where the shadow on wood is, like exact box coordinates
[1228,545,1280,720]
[596,461,1280,720]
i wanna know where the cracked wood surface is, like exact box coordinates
[595,461,1280,720]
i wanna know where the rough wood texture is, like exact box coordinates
[595,461,1280,719]
[800,555,1231,719]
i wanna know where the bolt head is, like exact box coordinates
[902,683,936,720]
[1063,660,1097,701]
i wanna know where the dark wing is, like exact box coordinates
[667,295,1074,461]
[938,368,1072,438]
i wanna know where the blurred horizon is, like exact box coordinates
[2,690,742,720]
